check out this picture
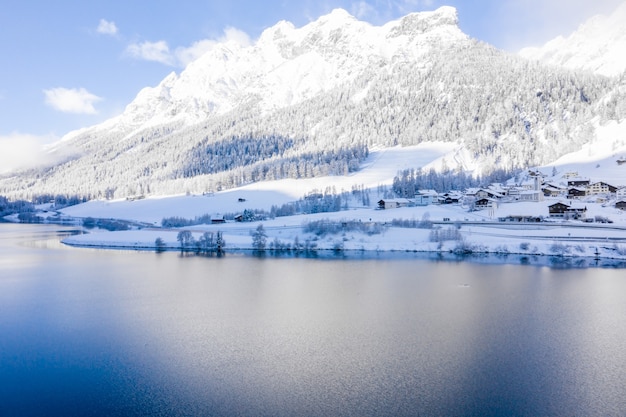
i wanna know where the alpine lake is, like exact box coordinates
[2,223,626,416]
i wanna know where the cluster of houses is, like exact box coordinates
[378,170,626,221]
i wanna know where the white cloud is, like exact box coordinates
[348,0,437,23]
[351,2,378,20]
[97,19,118,36]
[491,0,625,50]
[0,133,59,173]
[397,0,435,10]
[221,27,252,47]
[174,39,217,68]
[175,27,252,66]
[43,87,103,114]
[126,27,252,68]
[126,40,175,66]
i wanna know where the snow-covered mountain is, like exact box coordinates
[1,6,625,200]
[107,6,467,131]
[519,2,626,77]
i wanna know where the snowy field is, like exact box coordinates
[62,205,626,257]
[57,137,626,262]
[60,143,457,225]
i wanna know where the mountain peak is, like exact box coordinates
[321,8,355,22]
[92,7,470,132]
[519,2,626,76]
[5,4,624,201]
[398,6,459,27]
[385,6,461,43]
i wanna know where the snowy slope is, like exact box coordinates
[541,119,626,184]
[519,2,626,76]
[2,6,625,202]
[113,6,467,130]
[56,129,626,263]
[61,142,455,224]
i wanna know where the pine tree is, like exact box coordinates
[251,224,267,252]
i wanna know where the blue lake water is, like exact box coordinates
[2,223,626,416]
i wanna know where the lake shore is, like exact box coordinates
[60,217,626,267]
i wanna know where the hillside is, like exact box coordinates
[1,6,625,201]
[519,2,626,77]
[58,126,626,264]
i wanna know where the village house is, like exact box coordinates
[567,187,586,199]
[488,183,508,197]
[465,188,503,200]
[506,186,523,199]
[518,189,543,202]
[591,195,609,204]
[587,182,618,195]
[566,205,587,220]
[548,202,570,217]
[474,198,495,209]
[211,214,226,224]
[617,187,626,200]
[438,192,461,205]
[414,190,438,206]
[548,202,587,219]
[567,178,590,187]
[377,198,411,210]
[542,184,565,198]
[615,201,626,211]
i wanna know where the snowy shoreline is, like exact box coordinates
[61,233,626,269]
[60,216,626,266]
[29,135,626,268]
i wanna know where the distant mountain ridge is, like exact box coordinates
[112,6,466,130]
[519,2,626,77]
[1,6,625,200]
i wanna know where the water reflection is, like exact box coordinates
[247,248,626,269]
[2,224,626,416]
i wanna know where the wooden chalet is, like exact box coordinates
[566,205,587,219]
[474,198,493,208]
[616,201,626,211]
[542,184,565,198]
[466,188,503,200]
[438,192,461,205]
[567,178,590,187]
[548,202,570,217]
[548,202,587,219]
[211,215,226,224]
[567,187,586,199]
[377,198,411,210]
[587,182,618,195]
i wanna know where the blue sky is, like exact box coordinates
[0,0,623,168]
